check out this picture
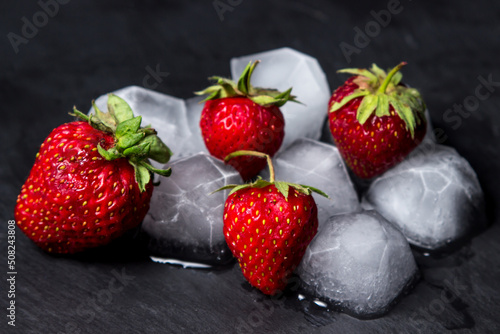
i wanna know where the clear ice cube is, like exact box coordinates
[230,48,331,151]
[362,144,486,251]
[297,210,418,318]
[261,138,360,226]
[90,86,206,163]
[141,153,241,265]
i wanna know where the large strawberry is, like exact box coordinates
[196,61,297,181]
[14,95,172,254]
[215,151,328,295]
[328,62,427,179]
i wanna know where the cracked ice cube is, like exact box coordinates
[297,210,418,318]
[261,138,360,226]
[141,153,242,265]
[90,86,205,162]
[362,144,486,251]
[230,48,330,150]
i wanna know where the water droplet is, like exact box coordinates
[313,299,328,308]
[149,256,212,269]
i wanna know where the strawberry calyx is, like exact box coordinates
[71,94,172,192]
[195,61,300,107]
[329,62,426,138]
[212,150,329,199]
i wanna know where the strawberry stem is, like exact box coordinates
[74,95,173,192]
[377,62,407,94]
[215,151,329,199]
[225,150,275,183]
[195,61,299,107]
[70,108,90,122]
[237,60,260,95]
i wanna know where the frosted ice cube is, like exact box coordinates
[261,138,360,226]
[90,86,197,163]
[184,96,209,157]
[362,144,486,251]
[297,210,418,318]
[141,153,242,265]
[230,48,330,150]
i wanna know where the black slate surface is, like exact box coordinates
[1,0,500,333]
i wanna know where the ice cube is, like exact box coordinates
[184,95,209,157]
[141,153,242,265]
[261,138,360,226]
[230,48,330,150]
[362,144,486,251]
[90,86,201,162]
[297,210,418,318]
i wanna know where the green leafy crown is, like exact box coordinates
[212,150,329,199]
[329,62,426,138]
[195,60,300,107]
[72,94,172,192]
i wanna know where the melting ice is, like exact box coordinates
[362,144,486,251]
[142,153,241,265]
[297,210,418,318]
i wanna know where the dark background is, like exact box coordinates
[1,0,500,333]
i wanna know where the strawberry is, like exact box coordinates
[215,151,328,295]
[14,95,172,254]
[328,62,427,179]
[196,61,298,181]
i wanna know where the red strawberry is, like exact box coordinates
[14,95,172,254]
[197,61,297,181]
[328,62,427,179]
[216,151,328,295]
